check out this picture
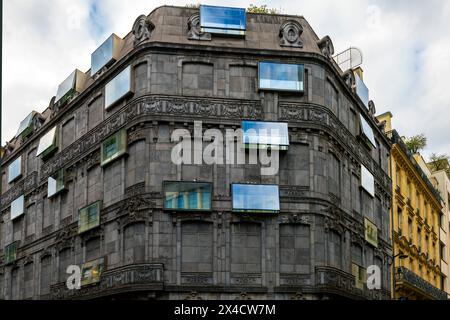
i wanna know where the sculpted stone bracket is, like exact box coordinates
[187,13,211,41]
[133,15,155,46]
[316,36,334,59]
[279,20,303,48]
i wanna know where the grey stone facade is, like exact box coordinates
[0,6,392,300]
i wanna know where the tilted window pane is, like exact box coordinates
[91,34,122,75]
[259,62,304,92]
[200,5,246,35]
[360,114,377,148]
[364,218,378,247]
[55,70,76,103]
[164,182,212,211]
[11,195,25,220]
[36,126,57,156]
[8,156,22,183]
[101,129,127,166]
[361,165,375,197]
[5,242,18,264]
[242,121,289,150]
[355,73,369,108]
[232,184,280,213]
[16,112,34,137]
[81,257,105,286]
[78,201,101,234]
[105,66,132,109]
[48,170,65,198]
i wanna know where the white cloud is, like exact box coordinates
[2,0,450,160]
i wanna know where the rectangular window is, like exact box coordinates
[259,62,304,92]
[81,257,105,286]
[5,242,18,265]
[364,218,378,247]
[36,126,58,158]
[78,201,101,234]
[361,165,375,197]
[355,73,369,108]
[55,69,87,104]
[242,121,289,150]
[100,129,127,166]
[105,66,132,109]
[359,114,376,148]
[200,5,246,36]
[11,195,25,221]
[352,263,367,290]
[8,156,22,183]
[16,112,34,138]
[163,181,212,211]
[48,169,66,198]
[232,184,280,213]
[91,34,122,75]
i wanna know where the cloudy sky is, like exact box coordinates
[2,0,450,159]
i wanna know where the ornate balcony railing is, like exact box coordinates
[50,263,164,300]
[395,267,447,300]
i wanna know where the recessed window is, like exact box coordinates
[364,218,378,247]
[8,156,22,183]
[361,164,375,197]
[259,62,304,92]
[200,5,246,36]
[15,112,34,138]
[4,242,18,265]
[163,181,212,211]
[232,184,280,213]
[105,66,133,109]
[359,114,376,148]
[91,34,122,75]
[48,169,66,198]
[55,69,87,104]
[100,129,127,166]
[355,73,369,108]
[11,195,25,221]
[36,126,58,158]
[81,257,105,286]
[78,201,101,234]
[242,121,289,150]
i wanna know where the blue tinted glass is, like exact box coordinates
[8,156,22,183]
[259,62,304,91]
[242,121,289,149]
[164,182,212,211]
[355,74,369,108]
[200,5,246,34]
[11,195,25,220]
[105,66,131,109]
[360,115,376,148]
[232,184,280,212]
[91,35,114,75]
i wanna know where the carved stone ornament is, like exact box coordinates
[279,20,303,48]
[317,35,335,59]
[368,100,376,116]
[132,15,155,45]
[187,13,211,41]
[343,70,356,89]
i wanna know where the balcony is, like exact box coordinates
[50,263,164,300]
[395,267,447,300]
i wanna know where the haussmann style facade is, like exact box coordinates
[0,5,392,300]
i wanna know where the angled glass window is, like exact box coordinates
[100,129,127,166]
[81,257,105,286]
[105,66,132,109]
[8,156,22,183]
[48,169,66,198]
[259,62,304,92]
[55,70,87,104]
[91,34,122,75]
[11,195,25,221]
[200,5,246,36]
[364,218,378,247]
[360,114,376,148]
[78,201,101,234]
[242,121,289,150]
[5,242,18,265]
[36,126,57,157]
[16,112,34,137]
[232,184,280,213]
[355,73,369,108]
[163,181,212,211]
[361,165,375,197]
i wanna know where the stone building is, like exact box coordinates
[0,5,392,300]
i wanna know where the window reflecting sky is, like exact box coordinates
[105,66,131,108]
[355,74,369,108]
[360,115,376,148]
[11,195,24,220]
[361,165,375,197]
[242,121,289,147]
[36,126,57,156]
[164,182,212,210]
[8,156,22,183]
[232,184,280,212]
[259,62,304,91]
[55,70,76,102]
[15,112,33,137]
[200,5,246,31]
[91,34,114,75]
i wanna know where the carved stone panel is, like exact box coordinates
[279,20,303,48]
